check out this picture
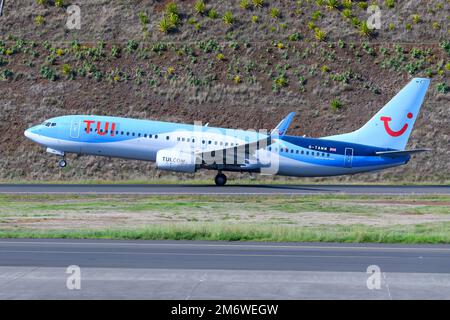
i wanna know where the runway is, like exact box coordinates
[1,239,450,299]
[0,184,448,195]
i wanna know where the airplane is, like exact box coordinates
[24,78,430,186]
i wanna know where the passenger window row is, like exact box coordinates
[82,127,331,158]
[176,137,238,147]
[84,127,162,139]
[268,146,331,157]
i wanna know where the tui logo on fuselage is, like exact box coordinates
[84,120,116,136]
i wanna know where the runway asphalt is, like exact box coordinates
[1,239,450,272]
[1,239,450,299]
[0,184,448,195]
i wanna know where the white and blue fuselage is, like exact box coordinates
[24,78,431,185]
[24,115,408,178]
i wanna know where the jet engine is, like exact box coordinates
[156,149,197,173]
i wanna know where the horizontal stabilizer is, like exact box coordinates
[271,112,296,136]
[375,149,430,158]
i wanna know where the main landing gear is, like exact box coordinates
[58,159,67,168]
[214,172,227,186]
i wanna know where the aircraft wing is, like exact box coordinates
[375,149,431,157]
[193,112,294,168]
[195,136,273,157]
[195,136,274,169]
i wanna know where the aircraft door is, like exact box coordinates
[70,119,81,139]
[344,148,353,168]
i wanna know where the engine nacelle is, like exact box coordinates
[156,149,197,173]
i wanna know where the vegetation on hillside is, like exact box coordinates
[1,1,449,101]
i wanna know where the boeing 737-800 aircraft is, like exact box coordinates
[25,78,430,186]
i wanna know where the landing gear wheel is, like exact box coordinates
[58,159,67,168]
[214,173,227,186]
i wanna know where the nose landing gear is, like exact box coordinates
[214,172,227,186]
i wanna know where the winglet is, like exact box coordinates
[271,112,296,136]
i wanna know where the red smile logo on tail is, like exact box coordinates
[380,112,413,137]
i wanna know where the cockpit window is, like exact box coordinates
[45,122,51,127]
[51,123,56,127]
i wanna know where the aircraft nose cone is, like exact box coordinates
[24,128,32,139]
[24,126,40,142]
